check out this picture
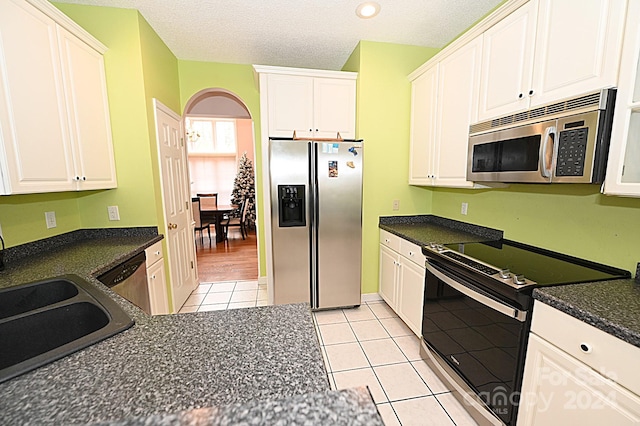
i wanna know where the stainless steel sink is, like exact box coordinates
[0,275,134,383]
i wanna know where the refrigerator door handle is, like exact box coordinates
[309,141,319,309]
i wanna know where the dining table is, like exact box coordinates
[201,204,238,243]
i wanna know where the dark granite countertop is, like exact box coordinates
[379,215,502,246]
[94,387,382,426]
[534,279,640,348]
[0,229,334,425]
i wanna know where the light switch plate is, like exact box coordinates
[108,206,120,221]
[392,200,400,211]
[461,202,468,215]
[45,211,57,229]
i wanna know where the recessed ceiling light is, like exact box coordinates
[356,2,381,19]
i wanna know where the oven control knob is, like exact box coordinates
[428,242,437,249]
[499,269,511,279]
[435,244,445,252]
[513,274,527,285]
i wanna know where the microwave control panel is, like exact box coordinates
[556,128,588,176]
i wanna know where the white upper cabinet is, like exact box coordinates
[409,65,438,185]
[266,74,315,138]
[603,0,640,197]
[479,0,627,121]
[478,1,537,120]
[57,26,116,190]
[0,0,116,195]
[409,36,482,188]
[256,65,357,140]
[312,78,356,139]
[531,0,626,107]
[0,0,75,194]
[434,36,482,187]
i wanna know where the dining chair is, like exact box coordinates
[222,199,248,240]
[197,193,219,228]
[197,193,218,210]
[191,197,212,245]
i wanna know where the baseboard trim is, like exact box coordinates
[361,293,383,303]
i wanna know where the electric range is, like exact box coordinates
[420,239,630,426]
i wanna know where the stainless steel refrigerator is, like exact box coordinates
[269,138,363,309]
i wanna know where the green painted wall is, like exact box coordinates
[177,61,265,275]
[0,193,81,245]
[137,14,181,235]
[343,41,439,293]
[431,185,640,274]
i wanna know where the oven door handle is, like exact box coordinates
[426,262,528,322]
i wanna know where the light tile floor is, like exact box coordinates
[179,283,477,425]
[178,280,268,313]
[313,298,479,426]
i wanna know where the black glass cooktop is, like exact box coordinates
[443,239,630,286]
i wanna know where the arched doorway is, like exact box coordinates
[183,89,258,285]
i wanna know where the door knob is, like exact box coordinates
[168,223,178,229]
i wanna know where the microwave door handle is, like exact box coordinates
[540,125,556,179]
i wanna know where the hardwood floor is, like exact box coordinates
[194,226,258,283]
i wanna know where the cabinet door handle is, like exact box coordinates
[155,251,161,255]
[409,251,414,256]
[580,343,592,354]
[518,93,524,99]
[528,89,534,96]
[151,274,156,280]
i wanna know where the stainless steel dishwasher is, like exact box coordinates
[98,252,150,315]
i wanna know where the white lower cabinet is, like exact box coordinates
[518,302,640,425]
[379,244,398,309]
[378,229,425,336]
[145,241,169,315]
[396,258,425,336]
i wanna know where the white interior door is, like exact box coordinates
[154,99,197,312]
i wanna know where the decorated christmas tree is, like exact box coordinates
[230,152,256,226]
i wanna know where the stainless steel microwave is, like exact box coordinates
[467,89,616,183]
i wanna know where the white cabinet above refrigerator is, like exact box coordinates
[254,65,357,140]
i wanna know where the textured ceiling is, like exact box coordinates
[53,0,503,70]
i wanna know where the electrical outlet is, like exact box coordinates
[461,202,468,215]
[108,205,120,221]
[392,199,400,211]
[45,211,57,229]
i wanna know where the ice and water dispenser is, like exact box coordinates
[278,185,306,227]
